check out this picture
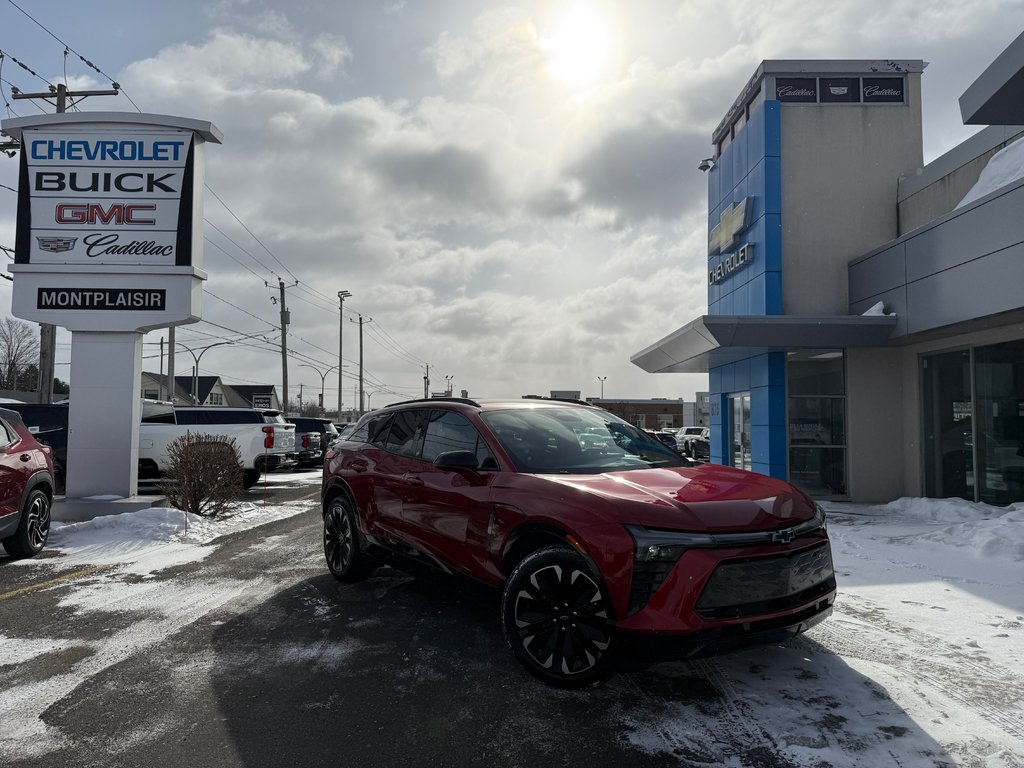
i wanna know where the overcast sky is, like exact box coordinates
[2,0,1022,411]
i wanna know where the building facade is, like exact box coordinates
[633,40,1024,505]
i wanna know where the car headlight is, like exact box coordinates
[625,525,717,563]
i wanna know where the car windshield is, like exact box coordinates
[481,406,686,473]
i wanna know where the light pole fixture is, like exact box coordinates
[697,157,715,172]
[597,376,607,399]
[178,341,234,405]
[337,290,351,417]
[300,363,340,414]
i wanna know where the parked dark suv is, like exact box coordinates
[0,408,56,559]
[321,397,835,687]
[286,416,340,468]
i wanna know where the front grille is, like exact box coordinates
[695,542,835,621]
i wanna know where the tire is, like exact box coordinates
[242,469,260,489]
[1,488,51,559]
[501,545,613,688]
[323,496,376,582]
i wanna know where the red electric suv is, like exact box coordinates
[0,407,56,559]
[321,397,835,687]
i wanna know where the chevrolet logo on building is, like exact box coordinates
[709,197,753,256]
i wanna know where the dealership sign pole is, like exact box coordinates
[0,112,222,499]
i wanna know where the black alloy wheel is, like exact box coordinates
[501,545,613,687]
[1,489,51,558]
[323,497,376,582]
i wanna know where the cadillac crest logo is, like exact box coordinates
[36,236,78,253]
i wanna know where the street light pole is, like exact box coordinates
[598,376,607,399]
[178,342,234,404]
[337,290,351,417]
[300,363,340,415]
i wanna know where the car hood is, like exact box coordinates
[540,464,815,532]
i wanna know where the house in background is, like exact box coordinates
[139,372,281,410]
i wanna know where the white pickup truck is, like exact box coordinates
[139,404,298,489]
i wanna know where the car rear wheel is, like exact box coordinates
[1,489,51,558]
[501,545,613,687]
[323,497,376,582]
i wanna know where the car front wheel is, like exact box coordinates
[323,497,376,582]
[1,488,51,558]
[501,545,613,687]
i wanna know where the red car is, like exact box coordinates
[0,407,56,559]
[322,397,835,687]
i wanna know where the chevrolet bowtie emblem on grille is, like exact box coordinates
[37,236,78,253]
[708,197,752,256]
[771,529,795,544]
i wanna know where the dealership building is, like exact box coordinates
[633,35,1024,505]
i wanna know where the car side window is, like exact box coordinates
[355,412,392,446]
[174,409,203,425]
[422,410,497,469]
[0,418,14,448]
[385,409,427,457]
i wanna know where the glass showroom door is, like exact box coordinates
[922,349,974,501]
[729,393,751,471]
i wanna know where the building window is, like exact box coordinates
[209,393,224,406]
[143,389,159,400]
[788,350,847,498]
[729,393,751,471]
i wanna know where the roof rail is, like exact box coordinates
[520,395,596,407]
[387,396,482,408]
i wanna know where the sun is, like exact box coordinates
[544,4,615,90]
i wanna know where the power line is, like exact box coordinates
[3,0,142,111]
[1,8,438,396]
[204,185,297,282]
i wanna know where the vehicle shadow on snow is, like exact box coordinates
[208,566,954,768]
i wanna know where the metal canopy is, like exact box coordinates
[631,314,898,374]
[960,30,1024,126]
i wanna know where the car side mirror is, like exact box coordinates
[434,450,479,470]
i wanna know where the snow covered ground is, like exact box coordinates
[1,475,1022,766]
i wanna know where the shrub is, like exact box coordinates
[159,433,244,517]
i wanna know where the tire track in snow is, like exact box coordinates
[810,593,1024,743]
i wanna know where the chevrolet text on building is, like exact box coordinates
[0,112,222,500]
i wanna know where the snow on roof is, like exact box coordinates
[956,135,1024,208]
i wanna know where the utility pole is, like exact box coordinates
[167,327,176,402]
[338,290,351,417]
[351,314,371,416]
[273,279,296,413]
[423,364,430,398]
[11,82,119,403]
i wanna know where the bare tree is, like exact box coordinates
[0,318,40,391]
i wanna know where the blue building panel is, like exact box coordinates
[764,101,781,157]
[733,357,751,390]
[765,269,783,315]
[707,164,720,212]
[746,104,765,164]
[709,368,722,394]
[763,213,783,271]
[731,129,748,189]
[764,156,782,214]
[717,141,734,198]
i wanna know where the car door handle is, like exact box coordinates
[349,459,369,473]
[406,475,424,487]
